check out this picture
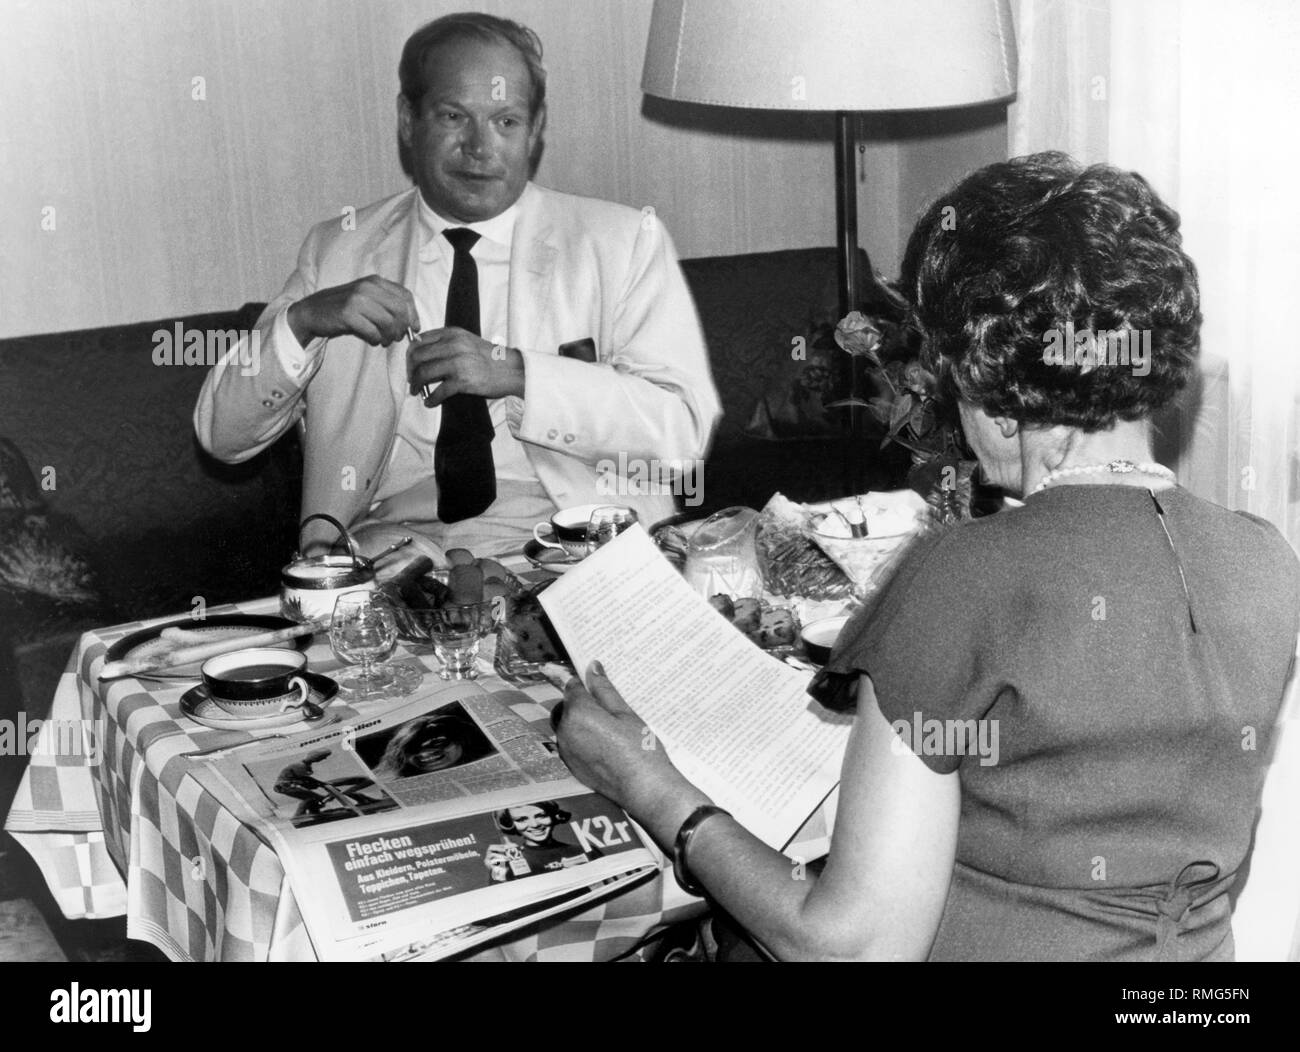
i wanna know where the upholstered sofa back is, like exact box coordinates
[0,248,899,728]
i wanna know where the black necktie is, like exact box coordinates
[434,227,496,523]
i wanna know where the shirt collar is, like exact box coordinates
[417,190,520,260]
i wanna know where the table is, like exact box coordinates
[5,593,834,962]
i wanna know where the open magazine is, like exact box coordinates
[190,678,659,961]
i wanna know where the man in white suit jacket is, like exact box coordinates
[194,13,719,560]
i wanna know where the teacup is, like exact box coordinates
[201,648,311,719]
[532,504,606,560]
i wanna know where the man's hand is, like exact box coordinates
[407,327,525,406]
[554,663,705,829]
[286,276,419,347]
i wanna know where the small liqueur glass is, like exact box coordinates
[427,601,499,680]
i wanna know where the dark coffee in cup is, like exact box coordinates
[219,663,294,683]
[533,503,604,559]
[201,648,310,718]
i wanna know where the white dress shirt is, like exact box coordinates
[371,194,539,506]
[271,193,540,513]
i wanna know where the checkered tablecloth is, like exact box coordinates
[5,583,833,962]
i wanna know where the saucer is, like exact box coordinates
[180,672,339,730]
[523,539,583,574]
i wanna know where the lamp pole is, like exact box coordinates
[835,111,866,491]
[834,112,859,322]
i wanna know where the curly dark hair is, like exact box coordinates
[900,151,1200,431]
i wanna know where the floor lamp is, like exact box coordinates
[642,0,1018,486]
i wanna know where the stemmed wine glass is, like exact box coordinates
[330,591,398,696]
[586,505,638,553]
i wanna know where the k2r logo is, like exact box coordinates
[570,815,634,853]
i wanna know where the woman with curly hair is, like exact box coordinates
[552,153,1300,961]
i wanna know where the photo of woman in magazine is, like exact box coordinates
[360,705,496,780]
[484,801,604,884]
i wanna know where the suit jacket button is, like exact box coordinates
[547,428,559,440]
[271,389,284,399]
[563,433,575,444]
[261,399,274,408]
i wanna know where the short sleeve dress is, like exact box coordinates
[825,485,1300,961]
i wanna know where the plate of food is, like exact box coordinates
[706,594,801,655]
[388,548,530,644]
[104,615,308,679]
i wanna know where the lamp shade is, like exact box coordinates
[642,0,1017,112]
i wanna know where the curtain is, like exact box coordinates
[1010,0,1300,547]
[1010,0,1300,963]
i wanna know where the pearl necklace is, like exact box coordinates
[1031,459,1176,495]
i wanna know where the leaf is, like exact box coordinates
[892,434,941,457]
[889,392,914,432]
[867,397,893,426]
[916,401,938,438]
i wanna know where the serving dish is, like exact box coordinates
[104,615,307,679]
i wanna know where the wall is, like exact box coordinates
[0,0,1006,338]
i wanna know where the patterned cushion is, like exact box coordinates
[0,438,99,612]
[679,248,909,507]
[0,304,278,545]
[681,248,847,446]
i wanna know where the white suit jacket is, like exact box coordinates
[194,183,721,548]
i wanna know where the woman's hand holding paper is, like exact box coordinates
[555,662,710,851]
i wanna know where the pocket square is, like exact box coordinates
[558,337,597,363]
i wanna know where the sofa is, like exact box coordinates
[0,246,906,814]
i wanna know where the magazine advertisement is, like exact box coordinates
[190,678,658,961]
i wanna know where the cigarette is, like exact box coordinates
[407,327,437,402]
